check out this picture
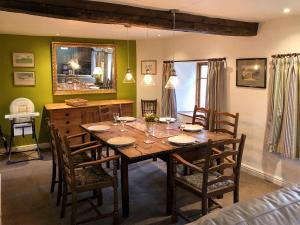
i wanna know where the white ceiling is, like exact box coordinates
[0,0,299,40]
[98,0,300,22]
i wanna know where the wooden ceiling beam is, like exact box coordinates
[0,0,259,36]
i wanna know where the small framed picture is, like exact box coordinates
[13,52,35,67]
[141,60,157,75]
[14,72,36,86]
[236,58,267,88]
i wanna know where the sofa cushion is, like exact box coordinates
[187,185,300,225]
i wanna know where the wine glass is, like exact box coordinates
[166,117,172,130]
[120,119,128,132]
[180,122,185,135]
[113,113,119,125]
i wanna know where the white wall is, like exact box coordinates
[136,15,300,185]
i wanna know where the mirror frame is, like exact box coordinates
[51,42,117,95]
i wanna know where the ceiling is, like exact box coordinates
[97,0,300,22]
[0,0,299,40]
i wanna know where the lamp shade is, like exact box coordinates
[93,66,103,75]
[165,68,178,89]
[123,68,135,83]
[141,69,155,86]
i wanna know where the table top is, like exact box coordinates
[81,120,231,160]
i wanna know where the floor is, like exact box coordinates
[0,150,280,225]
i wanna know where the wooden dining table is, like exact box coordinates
[81,119,230,218]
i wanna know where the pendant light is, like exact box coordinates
[123,24,135,83]
[165,10,179,89]
[141,28,156,86]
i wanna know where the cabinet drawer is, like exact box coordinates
[57,125,83,136]
[51,109,82,120]
[52,118,80,127]
[120,104,133,116]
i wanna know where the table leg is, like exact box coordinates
[121,156,129,217]
[166,154,173,215]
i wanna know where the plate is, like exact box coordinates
[168,135,196,145]
[183,124,203,132]
[118,116,136,122]
[107,136,135,147]
[159,117,176,123]
[88,125,110,132]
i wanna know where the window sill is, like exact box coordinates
[178,111,194,118]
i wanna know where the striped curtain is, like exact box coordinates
[264,56,300,159]
[161,62,177,118]
[206,59,226,130]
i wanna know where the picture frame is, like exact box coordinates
[236,58,267,88]
[141,60,157,75]
[14,72,36,86]
[12,52,35,67]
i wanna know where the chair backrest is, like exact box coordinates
[192,105,211,130]
[201,134,246,196]
[53,128,76,187]
[141,99,157,117]
[46,119,59,166]
[212,111,239,138]
[10,98,35,114]
[99,105,121,121]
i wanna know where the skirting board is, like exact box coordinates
[0,142,50,153]
[241,163,293,187]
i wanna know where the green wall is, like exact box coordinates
[0,34,136,146]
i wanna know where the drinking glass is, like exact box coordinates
[180,122,185,135]
[166,117,172,130]
[120,119,128,132]
[113,113,119,125]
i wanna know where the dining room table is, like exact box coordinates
[81,119,231,218]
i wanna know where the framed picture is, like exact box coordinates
[236,58,267,88]
[141,60,157,75]
[13,52,35,67]
[14,72,36,86]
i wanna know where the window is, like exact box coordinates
[175,62,208,112]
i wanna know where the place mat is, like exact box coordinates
[126,121,179,139]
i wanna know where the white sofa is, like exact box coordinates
[188,185,300,225]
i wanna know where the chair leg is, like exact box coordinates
[234,188,239,203]
[97,189,103,206]
[171,175,178,223]
[201,197,208,216]
[60,182,67,218]
[50,161,56,193]
[113,182,119,225]
[56,171,63,206]
[106,146,110,168]
[71,192,77,225]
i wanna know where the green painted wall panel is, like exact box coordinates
[0,34,136,146]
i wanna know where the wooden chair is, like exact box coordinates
[99,105,121,168]
[212,111,239,138]
[47,120,97,206]
[171,134,246,222]
[192,106,211,130]
[55,129,119,225]
[141,99,157,116]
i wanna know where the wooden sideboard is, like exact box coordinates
[45,99,134,138]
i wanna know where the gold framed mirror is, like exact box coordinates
[52,42,117,95]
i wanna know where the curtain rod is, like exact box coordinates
[272,53,300,58]
[163,57,226,63]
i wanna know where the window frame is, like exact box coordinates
[195,62,208,107]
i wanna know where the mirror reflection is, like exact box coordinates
[52,42,116,95]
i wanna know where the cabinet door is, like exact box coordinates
[120,104,133,117]
[81,107,100,124]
